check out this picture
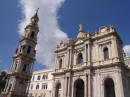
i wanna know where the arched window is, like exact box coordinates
[27,46,31,54]
[23,65,27,72]
[104,47,109,60]
[22,45,26,50]
[77,53,83,64]
[31,84,33,90]
[59,59,62,69]
[15,48,18,53]
[36,84,39,90]
[14,64,17,70]
[31,31,35,38]
[104,78,115,97]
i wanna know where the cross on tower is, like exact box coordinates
[36,8,39,14]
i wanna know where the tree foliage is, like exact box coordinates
[0,71,7,94]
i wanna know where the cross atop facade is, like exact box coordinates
[36,8,39,14]
[79,24,83,32]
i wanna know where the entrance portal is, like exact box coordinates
[55,83,61,97]
[104,78,115,97]
[74,79,84,97]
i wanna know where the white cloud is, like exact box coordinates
[19,0,68,66]
[123,45,130,56]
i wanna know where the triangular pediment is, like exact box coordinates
[75,39,84,45]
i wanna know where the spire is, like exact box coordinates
[25,8,39,30]
[31,8,39,20]
[79,24,83,32]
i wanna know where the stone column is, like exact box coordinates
[26,80,31,95]
[64,76,68,97]
[115,71,125,97]
[69,48,73,69]
[88,71,92,97]
[66,73,71,97]
[84,44,88,66]
[54,56,58,70]
[100,80,105,97]
[52,80,56,97]
[84,73,88,97]
[112,37,119,62]
[66,49,70,68]
[4,78,9,92]
[68,77,71,97]
[12,79,16,91]
[88,42,91,66]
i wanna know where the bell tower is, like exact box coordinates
[2,9,39,97]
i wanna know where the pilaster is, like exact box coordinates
[88,41,91,66]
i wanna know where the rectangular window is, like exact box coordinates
[37,75,41,80]
[32,76,35,81]
[42,74,48,80]
[31,84,33,90]
[42,75,45,80]
[46,74,48,79]
[42,83,48,89]
[36,85,39,90]
[27,46,31,54]
[29,93,32,97]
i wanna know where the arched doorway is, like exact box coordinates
[74,79,84,97]
[104,78,115,97]
[55,82,61,97]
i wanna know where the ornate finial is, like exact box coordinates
[31,8,39,21]
[79,24,83,32]
[32,8,39,18]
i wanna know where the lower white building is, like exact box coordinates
[28,68,53,97]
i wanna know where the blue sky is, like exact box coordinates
[0,0,130,72]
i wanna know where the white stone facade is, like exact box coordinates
[28,68,53,97]
[27,25,130,97]
[52,25,130,97]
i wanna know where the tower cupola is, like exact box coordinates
[25,8,39,31]
[31,8,39,25]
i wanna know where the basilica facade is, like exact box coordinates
[52,24,130,97]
